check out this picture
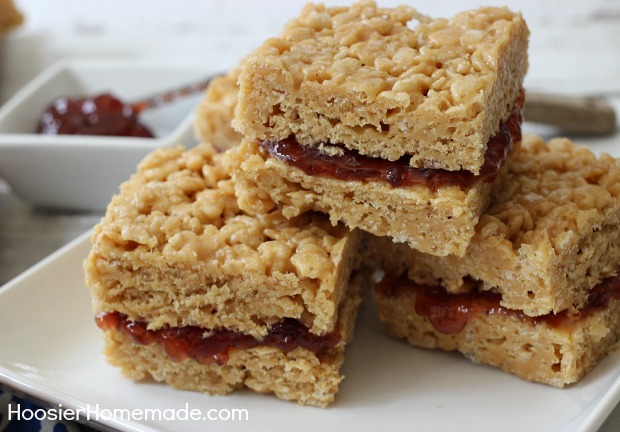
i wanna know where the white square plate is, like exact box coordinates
[0,60,216,211]
[1,231,620,432]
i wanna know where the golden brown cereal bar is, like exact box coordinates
[369,135,620,316]
[374,274,620,388]
[84,143,364,406]
[0,0,23,36]
[233,1,528,173]
[194,69,242,151]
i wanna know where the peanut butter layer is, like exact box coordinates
[233,0,529,173]
[374,275,620,388]
[369,134,620,316]
[85,142,362,339]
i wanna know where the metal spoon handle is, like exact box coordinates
[131,75,221,113]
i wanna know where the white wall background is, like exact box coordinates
[2,0,620,102]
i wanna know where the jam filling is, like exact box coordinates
[259,91,524,191]
[377,272,620,334]
[37,93,155,138]
[96,312,341,365]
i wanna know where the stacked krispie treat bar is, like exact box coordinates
[228,0,528,257]
[85,144,364,407]
[85,0,620,408]
[372,134,620,386]
[227,0,620,387]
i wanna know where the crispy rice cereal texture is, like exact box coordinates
[375,283,620,388]
[194,69,242,151]
[233,0,529,173]
[85,143,362,339]
[370,135,620,316]
[100,274,362,408]
[226,137,505,257]
[85,142,365,406]
[0,0,24,35]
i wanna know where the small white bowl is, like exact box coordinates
[0,59,215,211]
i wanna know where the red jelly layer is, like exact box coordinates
[37,93,154,138]
[259,91,523,191]
[377,272,620,334]
[96,312,341,365]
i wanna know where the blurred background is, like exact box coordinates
[2,0,620,102]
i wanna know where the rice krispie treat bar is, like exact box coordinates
[374,274,620,388]
[371,135,620,316]
[227,1,528,256]
[84,143,363,407]
[0,0,23,35]
[194,69,242,151]
[233,1,529,173]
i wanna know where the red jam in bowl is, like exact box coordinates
[37,93,154,138]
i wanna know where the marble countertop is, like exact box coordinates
[1,1,619,431]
